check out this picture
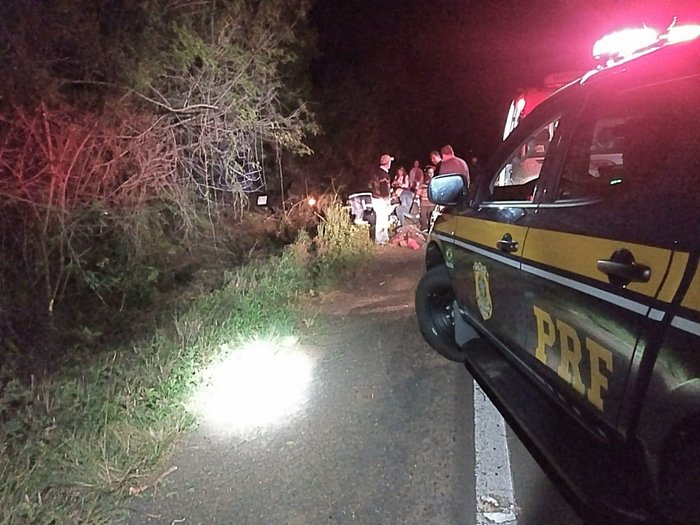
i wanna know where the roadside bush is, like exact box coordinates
[0,105,184,304]
[315,198,373,282]
[0,0,319,361]
[0,218,369,523]
[0,2,329,518]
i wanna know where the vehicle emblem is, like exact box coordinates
[473,261,493,320]
[444,246,454,269]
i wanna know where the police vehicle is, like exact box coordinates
[415,23,700,525]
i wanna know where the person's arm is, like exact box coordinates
[463,160,471,187]
[370,170,380,194]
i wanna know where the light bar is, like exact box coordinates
[666,24,700,44]
[593,27,659,59]
[593,23,700,65]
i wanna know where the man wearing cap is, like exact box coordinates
[370,154,393,245]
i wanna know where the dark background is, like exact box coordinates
[310,0,699,168]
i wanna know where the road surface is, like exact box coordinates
[130,245,581,525]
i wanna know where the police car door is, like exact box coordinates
[449,106,566,355]
[520,77,694,436]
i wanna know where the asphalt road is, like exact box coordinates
[130,245,582,525]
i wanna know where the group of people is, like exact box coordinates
[367,145,471,245]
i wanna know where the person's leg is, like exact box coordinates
[420,199,434,231]
[398,191,415,225]
[396,199,407,226]
[381,198,392,244]
[395,197,405,226]
[373,197,390,244]
[408,193,420,218]
[371,197,382,243]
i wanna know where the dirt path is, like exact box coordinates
[129,245,474,524]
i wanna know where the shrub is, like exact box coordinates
[315,198,373,282]
[0,222,369,522]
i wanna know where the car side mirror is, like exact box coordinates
[428,173,467,205]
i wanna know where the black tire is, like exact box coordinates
[415,265,463,362]
[659,422,700,525]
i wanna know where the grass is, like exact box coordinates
[0,200,373,524]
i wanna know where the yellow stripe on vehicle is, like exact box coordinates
[681,265,700,312]
[453,216,529,251]
[658,251,690,303]
[433,214,460,236]
[522,229,672,299]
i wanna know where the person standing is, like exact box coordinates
[370,154,393,245]
[438,144,470,187]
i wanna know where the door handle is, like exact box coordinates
[597,248,651,287]
[497,233,519,253]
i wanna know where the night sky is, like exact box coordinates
[310,0,699,166]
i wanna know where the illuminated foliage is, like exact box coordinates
[0,0,318,327]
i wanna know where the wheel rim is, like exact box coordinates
[427,286,455,342]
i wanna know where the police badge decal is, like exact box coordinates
[444,246,454,269]
[473,261,493,320]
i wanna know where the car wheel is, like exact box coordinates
[660,422,700,525]
[415,264,463,362]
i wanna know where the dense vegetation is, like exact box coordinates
[1,208,373,522]
[0,1,377,522]
[0,0,318,368]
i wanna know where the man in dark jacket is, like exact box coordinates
[370,154,393,245]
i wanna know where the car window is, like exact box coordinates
[488,117,561,202]
[555,76,700,202]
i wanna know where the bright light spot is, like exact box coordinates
[666,24,700,44]
[504,99,526,140]
[189,337,314,436]
[282,335,298,347]
[593,27,659,59]
[307,196,317,207]
[503,100,517,140]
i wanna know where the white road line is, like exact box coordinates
[474,381,518,525]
